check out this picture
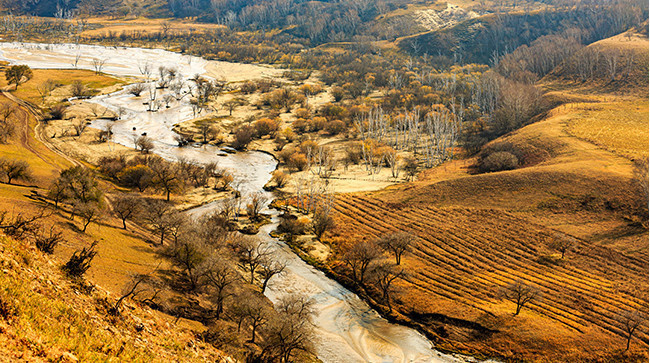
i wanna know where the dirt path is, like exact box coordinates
[2,90,81,168]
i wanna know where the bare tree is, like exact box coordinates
[0,158,33,185]
[33,225,63,254]
[129,83,147,97]
[548,234,576,259]
[91,58,107,74]
[371,261,406,312]
[262,294,316,362]
[72,119,88,136]
[112,273,151,315]
[36,79,56,104]
[63,241,98,279]
[242,292,271,343]
[223,98,244,116]
[165,237,209,290]
[603,49,620,81]
[619,310,643,351]
[138,61,153,81]
[377,232,414,265]
[258,259,286,293]
[135,135,154,153]
[342,241,382,286]
[112,193,141,229]
[142,199,174,244]
[0,103,15,143]
[312,206,335,240]
[149,157,183,201]
[246,192,268,221]
[75,201,102,233]
[402,157,418,181]
[503,280,539,316]
[234,237,272,284]
[204,258,239,320]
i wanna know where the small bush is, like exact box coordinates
[325,120,346,135]
[34,226,63,254]
[478,151,519,173]
[63,241,98,279]
[232,125,255,150]
[49,103,67,120]
[288,152,308,171]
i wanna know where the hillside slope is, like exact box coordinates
[0,234,228,362]
[324,31,649,361]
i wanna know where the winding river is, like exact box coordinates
[0,42,482,363]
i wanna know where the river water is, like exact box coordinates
[0,42,484,363]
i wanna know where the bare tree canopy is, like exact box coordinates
[503,280,539,316]
[376,231,414,265]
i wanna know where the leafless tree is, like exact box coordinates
[342,241,382,286]
[604,49,620,81]
[618,310,643,351]
[235,291,271,343]
[371,261,406,312]
[138,61,153,81]
[269,171,289,190]
[36,79,56,104]
[312,205,335,240]
[385,148,399,178]
[0,209,48,239]
[91,58,107,74]
[33,225,63,254]
[377,232,414,265]
[0,158,33,185]
[503,280,539,316]
[402,157,418,181]
[147,83,159,112]
[75,201,102,233]
[262,294,316,362]
[112,273,151,315]
[136,135,154,153]
[246,192,268,221]
[0,103,15,143]
[149,157,184,201]
[72,53,81,68]
[234,237,273,284]
[204,258,239,320]
[70,80,86,98]
[548,234,576,259]
[258,259,286,293]
[223,98,244,115]
[165,237,209,290]
[72,119,88,136]
[112,193,141,229]
[142,199,174,244]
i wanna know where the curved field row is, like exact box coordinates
[330,194,649,350]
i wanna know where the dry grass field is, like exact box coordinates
[0,68,126,106]
[330,195,648,361]
[565,99,648,160]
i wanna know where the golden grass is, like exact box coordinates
[0,94,72,187]
[565,99,648,160]
[329,195,648,361]
[80,17,226,37]
[0,234,225,362]
[0,69,124,105]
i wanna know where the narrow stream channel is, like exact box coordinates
[0,42,483,362]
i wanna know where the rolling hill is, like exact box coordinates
[325,30,649,361]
